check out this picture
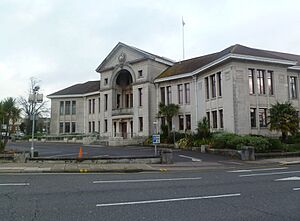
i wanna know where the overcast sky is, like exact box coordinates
[1,0,300,101]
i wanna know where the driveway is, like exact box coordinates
[6,141,241,165]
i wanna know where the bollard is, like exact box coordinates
[161,149,173,164]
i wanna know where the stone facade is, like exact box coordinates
[48,43,300,145]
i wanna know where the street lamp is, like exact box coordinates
[28,86,43,157]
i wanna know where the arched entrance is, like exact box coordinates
[112,69,134,139]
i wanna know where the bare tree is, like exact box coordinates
[18,77,50,135]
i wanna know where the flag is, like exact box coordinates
[182,17,185,26]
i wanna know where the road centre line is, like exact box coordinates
[178,155,202,162]
[93,177,202,184]
[96,193,241,207]
[0,183,29,186]
[239,170,300,177]
[293,188,300,191]
[228,167,288,173]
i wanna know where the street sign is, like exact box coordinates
[152,134,160,144]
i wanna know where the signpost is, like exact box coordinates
[152,134,160,155]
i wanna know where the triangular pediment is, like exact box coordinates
[96,42,174,72]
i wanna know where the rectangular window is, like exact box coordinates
[71,122,76,133]
[211,74,216,98]
[125,94,129,108]
[267,71,274,95]
[104,94,108,111]
[59,122,64,133]
[65,101,70,115]
[178,84,183,104]
[219,109,223,129]
[212,110,217,128]
[250,108,256,128]
[138,70,143,78]
[104,78,108,85]
[92,99,95,113]
[92,121,95,133]
[139,117,143,132]
[130,93,133,107]
[205,77,209,99]
[138,88,142,106]
[184,83,190,104]
[116,94,121,108]
[257,69,265,94]
[98,98,100,113]
[186,114,191,130]
[179,115,184,130]
[206,112,210,128]
[167,86,172,104]
[65,122,70,133]
[289,76,297,99]
[217,72,222,96]
[98,121,100,132]
[88,122,91,133]
[88,99,91,114]
[248,69,255,94]
[60,101,64,115]
[259,108,267,127]
[160,87,165,105]
[71,101,76,115]
[104,119,107,132]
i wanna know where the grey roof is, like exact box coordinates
[157,44,300,79]
[48,80,100,97]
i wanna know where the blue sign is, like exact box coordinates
[152,134,160,144]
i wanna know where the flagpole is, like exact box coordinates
[182,16,185,60]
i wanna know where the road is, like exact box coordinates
[6,141,235,164]
[1,165,300,220]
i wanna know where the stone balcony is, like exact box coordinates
[112,108,133,116]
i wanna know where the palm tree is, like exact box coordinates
[158,103,180,135]
[1,97,21,147]
[269,101,299,142]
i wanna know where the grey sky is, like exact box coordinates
[1,0,300,100]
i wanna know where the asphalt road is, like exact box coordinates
[1,165,300,220]
[6,141,234,164]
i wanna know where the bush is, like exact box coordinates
[0,140,4,153]
[192,138,211,147]
[267,138,284,151]
[177,137,193,149]
[283,143,300,152]
[286,133,300,144]
[211,132,271,153]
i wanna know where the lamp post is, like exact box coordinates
[28,86,43,157]
[153,121,158,155]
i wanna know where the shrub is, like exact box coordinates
[0,140,4,153]
[211,132,271,153]
[267,138,284,151]
[177,137,193,149]
[196,117,211,138]
[192,138,211,147]
[283,143,300,152]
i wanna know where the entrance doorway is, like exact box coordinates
[120,122,127,139]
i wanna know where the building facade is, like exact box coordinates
[48,43,300,145]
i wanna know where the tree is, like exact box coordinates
[18,78,49,135]
[158,103,180,135]
[269,101,299,142]
[0,97,21,149]
[196,117,211,138]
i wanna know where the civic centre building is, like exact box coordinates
[48,42,300,145]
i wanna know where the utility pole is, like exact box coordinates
[28,86,43,157]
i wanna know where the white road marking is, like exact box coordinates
[178,155,202,162]
[240,170,300,177]
[293,188,300,191]
[275,176,300,181]
[228,167,288,173]
[93,177,202,184]
[0,183,29,186]
[96,193,241,207]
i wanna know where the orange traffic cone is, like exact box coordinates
[78,147,83,158]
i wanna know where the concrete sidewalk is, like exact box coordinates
[0,157,299,173]
[0,162,157,173]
